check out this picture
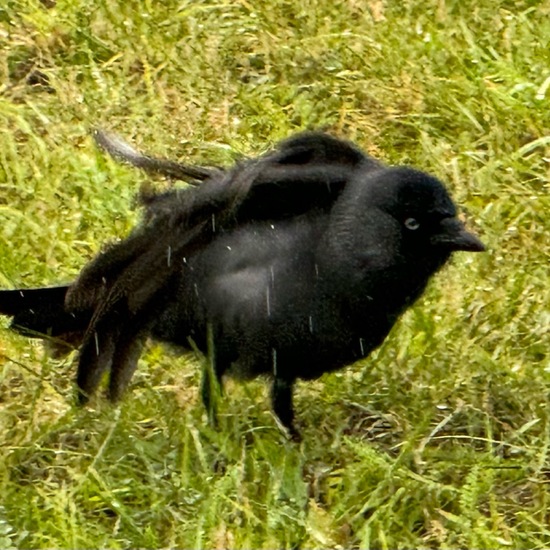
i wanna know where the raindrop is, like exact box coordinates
[266,287,271,317]
[183,257,187,264]
[272,348,277,376]
[94,332,100,356]
[270,224,275,230]
[102,277,107,285]
[359,338,365,356]
[270,266,275,286]
[226,246,232,251]
[211,214,216,232]
[314,263,319,278]
[309,315,314,334]
[167,245,172,267]
[194,283,199,297]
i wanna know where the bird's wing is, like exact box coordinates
[93,128,219,183]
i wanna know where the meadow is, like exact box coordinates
[0,0,549,547]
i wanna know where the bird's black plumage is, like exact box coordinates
[0,131,484,435]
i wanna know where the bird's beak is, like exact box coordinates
[432,217,486,252]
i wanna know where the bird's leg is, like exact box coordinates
[271,376,300,440]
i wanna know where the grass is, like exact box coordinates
[1,0,549,547]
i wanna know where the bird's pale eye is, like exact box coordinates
[404,217,420,230]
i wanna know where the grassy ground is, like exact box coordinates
[1,0,549,548]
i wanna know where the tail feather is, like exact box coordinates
[0,286,69,316]
[0,285,91,352]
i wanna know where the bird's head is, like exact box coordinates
[374,166,484,254]
[328,166,485,272]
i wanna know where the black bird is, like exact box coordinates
[0,131,485,436]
